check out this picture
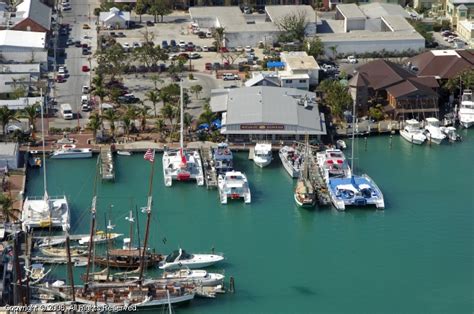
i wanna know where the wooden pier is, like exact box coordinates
[100,146,115,181]
[248,147,254,160]
[199,145,218,189]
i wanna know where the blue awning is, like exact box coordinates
[267,61,285,68]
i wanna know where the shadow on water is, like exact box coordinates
[292,285,317,296]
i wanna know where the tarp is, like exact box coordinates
[198,123,209,130]
[211,119,221,129]
[267,61,285,68]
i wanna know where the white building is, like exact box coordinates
[210,86,326,143]
[99,7,131,29]
[0,143,19,169]
[0,30,47,64]
[318,3,425,55]
[280,51,320,88]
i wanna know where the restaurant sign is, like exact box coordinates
[240,124,285,130]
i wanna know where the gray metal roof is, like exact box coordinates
[214,86,326,135]
[359,3,409,19]
[265,5,317,24]
[16,0,51,31]
[0,142,18,156]
[381,16,413,32]
[336,4,366,20]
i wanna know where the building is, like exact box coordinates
[245,72,281,87]
[457,19,474,47]
[0,143,19,169]
[0,30,47,64]
[210,86,326,143]
[413,0,439,9]
[0,63,41,96]
[11,0,51,32]
[446,0,474,26]
[349,59,440,119]
[280,51,320,88]
[99,7,131,29]
[189,5,316,47]
[408,49,474,80]
[318,3,425,55]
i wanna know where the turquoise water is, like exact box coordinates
[26,131,474,313]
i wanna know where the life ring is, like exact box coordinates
[224,149,230,155]
[62,144,76,149]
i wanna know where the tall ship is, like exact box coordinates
[22,97,70,231]
[279,145,302,178]
[253,143,272,168]
[163,79,204,186]
[211,142,233,175]
[400,119,426,145]
[294,139,316,208]
[459,89,474,128]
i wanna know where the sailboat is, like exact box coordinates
[162,79,204,186]
[294,137,316,208]
[22,92,70,232]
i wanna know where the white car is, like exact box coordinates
[62,3,71,10]
[189,52,201,59]
[347,55,358,64]
[58,66,65,75]
[122,42,130,50]
[202,45,209,52]
[132,42,140,48]
[244,46,253,53]
[178,40,186,48]
[223,73,239,81]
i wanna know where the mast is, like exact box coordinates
[105,213,110,281]
[179,79,184,150]
[83,158,100,293]
[65,229,75,301]
[127,209,134,251]
[40,88,48,201]
[138,149,156,284]
[350,100,356,171]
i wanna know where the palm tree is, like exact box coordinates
[329,45,338,61]
[0,106,19,137]
[198,103,215,127]
[183,112,193,139]
[121,114,131,139]
[87,112,102,142]
[160,103,175,127]
[101,109,120,139]
[155,118,166,142]
[212,27,225,51]
[145,90,160,117]
[20,103,39,139]
[0,194,14,223]
[159,89,173,107]
[190,85,203,99]
[93,85,108,108]
[137,103,150,132]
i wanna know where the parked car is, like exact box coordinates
[82,24,90,29]
[195,46,202,52]
[117,32,125,37]
[189,52,201,59]
[212,62,221,70]
[205,62,212,70]
[243,6,251,14]
[74,40,81,47]
[162,40,169,49]
[82,86,90,93]
[146,21,154,26]
[132,42,140,49]
[81,65,90,72]
[178,40,186,48]
[58,66,66,75]
[170,39,177,47]
[110,32,117,37]
[347,55,358,64]
[208,46,217,52]
[122,42,130,50]
[202,45,209,52]
[118,93,140,104]
[244,46,253,52]
[206,31,212,38]
[220,47,229,53]
[66,38,73,46]
[55,75,65,83]
[223,73,239,81]
[82,48,89,55]
[198,32,206,39]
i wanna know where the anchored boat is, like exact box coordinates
[459,89,474,128]
[424,117,446,144]
[279,145,302,178]
[211,142,233,175]
[218,171,251,204]
[253,143,273,167]
[159,248,224,271]
[50,144,92,159]
[400,119,426,145]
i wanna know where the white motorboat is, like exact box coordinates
[161,268,225,286]
[22,99,70,232]
[424,117,446,144]
[459,89,474,128]
[336,139,347,150]
[37,237,66,248]
[51,144,92,159]
[253,143,272,167]
[279,146,302,178]
[316,149,352,184]
[211,142,233,175]
[117,151,132,156]
[78,230,122,245]
[159,248,224,270]
[218,171,251,204]
[162,79,204,187]
[440,126,462,142]
[400,119,426,145]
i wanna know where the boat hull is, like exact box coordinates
[460,120,474,128]
[400,130,425,145]
[50,152,93,159]
[294,193,315,208]
[278,149,300,178]
[253,157,272,168]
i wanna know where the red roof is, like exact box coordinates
[408,50,474,79]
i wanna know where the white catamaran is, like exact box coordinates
[163,79,204,186]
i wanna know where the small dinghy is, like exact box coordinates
[117,151,132,156]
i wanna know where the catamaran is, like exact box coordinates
[400,119,426,145]
[22,94,70,232]
[163,79,204,186]
[459,89,474,128]
[253,142,273,167]
[218,171,251,204]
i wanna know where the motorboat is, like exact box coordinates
[423,117,446,144]
[37,237,66,248]
[440,126,462,142]
[218,171,251,204]
[316,149,352,184]
[162,79,204,187]
[117,151,132,156]
[161,268,225,287]
[22,195,70,231]
[50,144,92,159]
[336,139,347,150]
[459,89,474,128]
[211,142,233,175]
[327,175,385,210]
[253,143,272,167]
[40,247,88,257]
[399,119,426,145]
[163,148,204,186]
[78,230,123,245]
[278,146,302,178]
[159,248,224,270]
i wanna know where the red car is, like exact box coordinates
[55,75,65,83]
[205,62,212,70]
[81,65,90,72]
[220,47,229,53]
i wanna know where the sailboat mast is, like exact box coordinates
[351,100,356,171]
[40,88,48,198]
[138,150,156,284]
[65,229,75,301]
[180,79,184,149]
[128,209,133,250]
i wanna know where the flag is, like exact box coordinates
[144,148,155,163]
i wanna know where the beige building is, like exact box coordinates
[457,19,474,46]
[446,0,474,26]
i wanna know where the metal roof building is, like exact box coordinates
[0,142,19,169]
[211,86,326,143]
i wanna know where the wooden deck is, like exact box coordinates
[199,144,218,189]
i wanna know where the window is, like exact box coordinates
[299,80,306,83]
[285,79,293,83]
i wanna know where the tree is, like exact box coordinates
[160,103,175,126]
[21,103,39,133]
[275,10,308,42]
[145,89,160,117]
[137,103,150,131]
[155,118,166,141]
[183,112,193,137]
[329,45,338,60]
[109,87,123,104]
[95,43,129,80]
[190,85,203,99]
[87,112,102,141]
[0,194,14,223]
[211,27,225,52]
[220,51,245,65]
[93,85,108,108]
[121,114,131,138]
[319,79,353,119]
[101,109,120,139]
[198,103,215,126]
[135,0,147,23]
[0,106,19,137]
[148,0,172,23]
[304,37,324,59]
[149,74,163,90]
[444,69,474,95]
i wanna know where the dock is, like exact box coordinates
[200,145,218,189]
[248,147,254,160]
[100,146,115,181]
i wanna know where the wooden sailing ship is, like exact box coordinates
[93,248,162,269]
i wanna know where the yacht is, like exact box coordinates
[50,144,92,159]
[294,139,316,208]
[459,89,474,128]
[424,117,446,144]
[159,248,224,270]
[163,79,204,186]
[279,146,302,178]
[400,119,426,145]
[218,170,251,204]
[253,143,272,167]
[161,268,225,286]
[211,142,233,175]
[327,175,385,210]
[316,149,352,184]
[78,230,123,245]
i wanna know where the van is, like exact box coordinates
[60,103,73,120]
[223,73,239,81]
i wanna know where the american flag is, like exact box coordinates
[144,148,155,163]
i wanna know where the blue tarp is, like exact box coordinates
[211,119,221,129]
[267,61,285,68]
[198,123,209,130]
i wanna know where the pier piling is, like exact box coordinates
[229,276,235,293]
